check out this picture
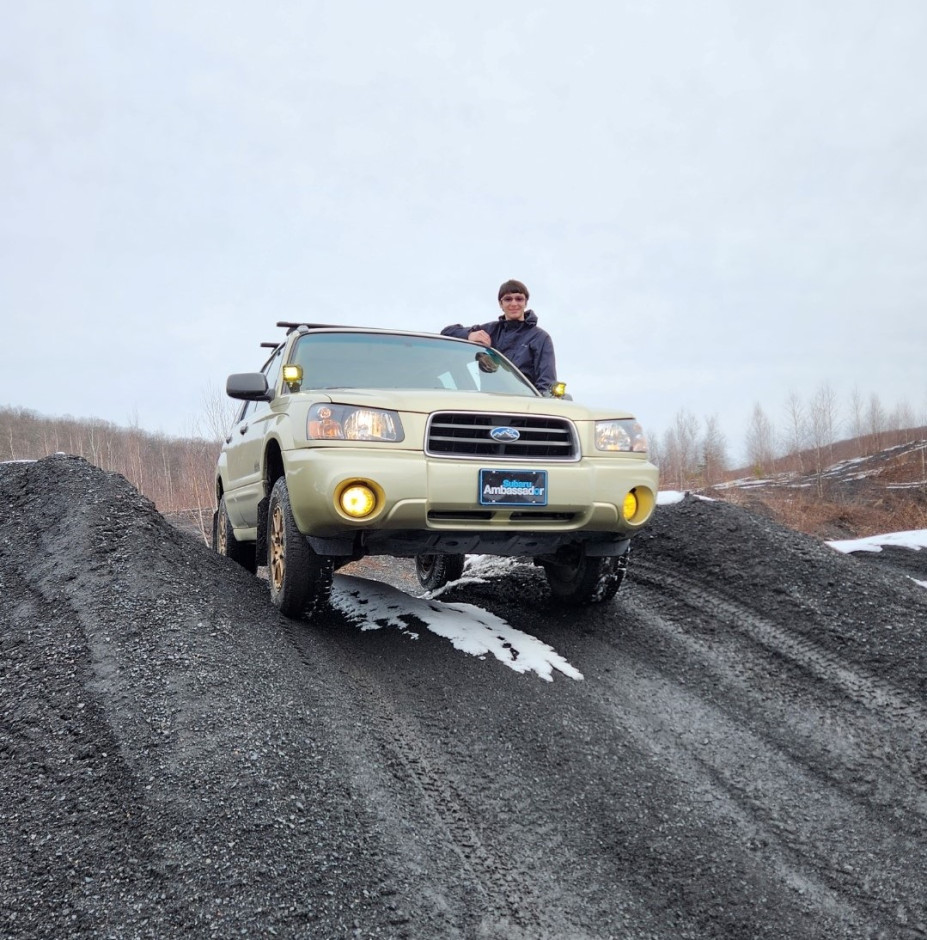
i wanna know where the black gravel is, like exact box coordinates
[2,456,926,939]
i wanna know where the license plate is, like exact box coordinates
[479,469,548,506]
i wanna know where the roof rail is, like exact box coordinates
[276,320,343,333]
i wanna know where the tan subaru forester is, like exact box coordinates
[214,322,659,620]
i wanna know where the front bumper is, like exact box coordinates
[282,446,658,546]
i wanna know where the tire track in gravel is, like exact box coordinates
[629,558,927,817]
[632,557,927,743]
[428,568,902,937]
[278,616,564,940]
[621,557,927,931]
[554,574,927,936]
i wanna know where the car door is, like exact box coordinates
[224,349,283,527]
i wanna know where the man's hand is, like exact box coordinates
[468,329,492,347]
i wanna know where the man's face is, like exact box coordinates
[499,292,527,320]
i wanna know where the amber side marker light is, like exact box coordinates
[339,483,378,518]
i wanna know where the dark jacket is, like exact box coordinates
[441,310,557,392]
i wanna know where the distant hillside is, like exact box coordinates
[0,405,221,541]
[708,439,927,539]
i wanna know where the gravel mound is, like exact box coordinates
[3,456,926,939]
[1,456,399,938]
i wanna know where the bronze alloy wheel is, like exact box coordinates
[266,476,334,619]
[216,512,228,556]
[214,495,257,574]
[269,502,286,592]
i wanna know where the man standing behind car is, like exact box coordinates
[441,279,558,393]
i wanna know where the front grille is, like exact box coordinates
[426,412,578,460]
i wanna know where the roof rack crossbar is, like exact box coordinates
[276,320,344,332]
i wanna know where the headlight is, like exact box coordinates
[307,404,404,442]
[595,419,648,452]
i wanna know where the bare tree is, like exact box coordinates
[866,394,888,453]
[701,414,728,486]
[889,401,916,439]
[745,403,776,477]
[657,426,681,491]
[199,383,240,443]
[808,382,840,490]
[781,392,808,474]
[849,386,866,448]
[674,410,701,487]
[658,410,702,490]
[647,432,662,474]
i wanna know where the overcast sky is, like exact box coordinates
[2,0,925,462]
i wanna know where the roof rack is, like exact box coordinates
[277,320,343,333]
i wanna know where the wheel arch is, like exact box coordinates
[263,438,285,488]
[256,439,286,564]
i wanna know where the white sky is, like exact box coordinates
[2,2,926,460]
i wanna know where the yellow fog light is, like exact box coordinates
[282,364,303,390]
[339,483,378,518]
[622,490,639,522]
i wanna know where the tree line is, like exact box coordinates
[649,384,926,492]
[0,405,225,542]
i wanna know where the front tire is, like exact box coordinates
[267,477,333,619]
[213,495,257,574]
[415,553,466,591]
[543,547,629,606]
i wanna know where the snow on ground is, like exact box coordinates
[827,530,927,554]
[332,560,584,683]
[827,529,927,589]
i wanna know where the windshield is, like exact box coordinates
[288,332,539,396]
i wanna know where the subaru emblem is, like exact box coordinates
[489,426,520,442]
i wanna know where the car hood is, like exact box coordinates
[306,388,638,422]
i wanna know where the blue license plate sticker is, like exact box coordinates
[479,469,548,506]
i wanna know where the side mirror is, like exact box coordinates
[226,372,273,401]
[475,351,499,373]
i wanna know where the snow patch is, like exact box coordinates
[331,573,583,682]
[826,530,927,554]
